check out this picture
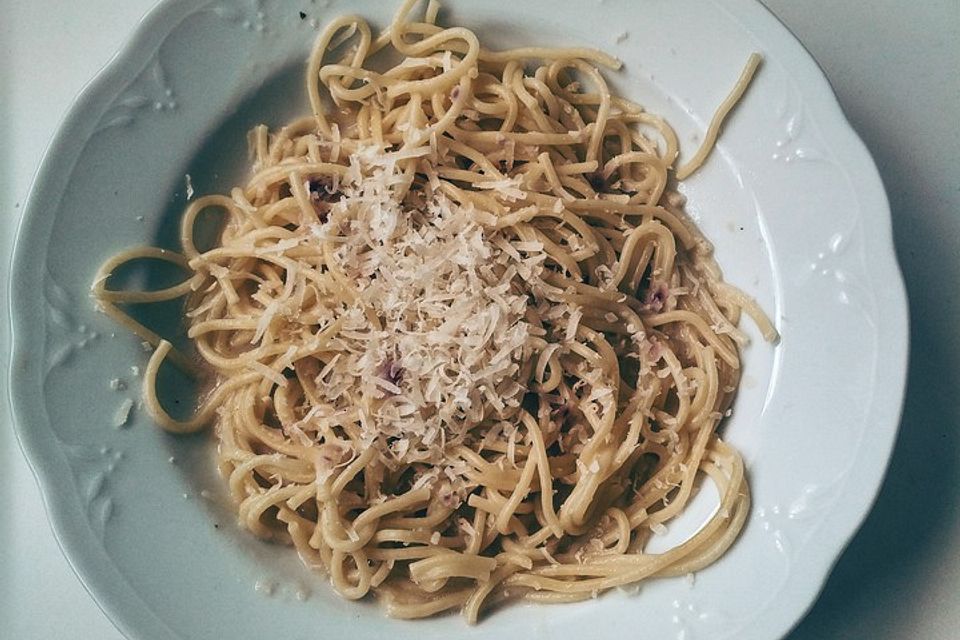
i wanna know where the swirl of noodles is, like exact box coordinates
[92,0,775,623]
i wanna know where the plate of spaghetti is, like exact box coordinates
[7,1,907,639]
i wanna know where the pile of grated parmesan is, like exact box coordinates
[288,145,550,472]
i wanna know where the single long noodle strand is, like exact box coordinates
[675,53,762,180]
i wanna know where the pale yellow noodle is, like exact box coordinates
[675,53,762,180]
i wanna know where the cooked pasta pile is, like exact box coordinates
[93,0,775,622]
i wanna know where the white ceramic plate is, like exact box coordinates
[7,0,908,639]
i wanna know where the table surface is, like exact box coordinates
[2,1,958,638]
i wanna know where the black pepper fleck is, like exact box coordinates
[299,11,307,19]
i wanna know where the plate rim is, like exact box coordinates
[5,0,909,639]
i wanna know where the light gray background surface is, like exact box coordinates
[2,1,957,638]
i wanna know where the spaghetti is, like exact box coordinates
[92,0,776,622]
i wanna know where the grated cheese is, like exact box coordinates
[564,305,583,341]
[280,145,547,477]
[113,398,133,428]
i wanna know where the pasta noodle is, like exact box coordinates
[92,0,776,622]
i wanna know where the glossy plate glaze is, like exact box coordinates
[6,1,907,639]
